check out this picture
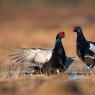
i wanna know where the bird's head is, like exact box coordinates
[56,31,65,39]
[73,26,82,33]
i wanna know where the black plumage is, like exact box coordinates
[73,26,95,68]
[9,32,74,75]
[42,32,67,74]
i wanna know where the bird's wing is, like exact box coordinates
[89,41,95,45]
[89,42,95,53]
[9,47,53,65]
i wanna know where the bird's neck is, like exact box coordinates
[76,30,87,45]
[54,38,63,50]
[53,38,66,57]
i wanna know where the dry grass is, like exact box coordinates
[0,75,95,95]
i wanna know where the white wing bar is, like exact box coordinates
[9,48,52,65]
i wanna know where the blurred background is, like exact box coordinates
[0,0,95,64]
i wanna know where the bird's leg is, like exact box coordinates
[38,63,42,74]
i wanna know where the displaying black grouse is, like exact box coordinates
[73,26,95,68]
[9,31,74,75]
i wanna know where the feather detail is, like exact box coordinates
[85,55,95,60]
[9,48,53,65]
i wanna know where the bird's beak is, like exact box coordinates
[73,28,76,32]
[62,35,65,38]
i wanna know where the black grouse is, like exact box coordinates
[73,26,95,68]
[9,31,74,75]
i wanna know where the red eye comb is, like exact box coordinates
[58,31,65,36]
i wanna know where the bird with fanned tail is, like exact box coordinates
[9,31,74,75]
[73,26,95,68]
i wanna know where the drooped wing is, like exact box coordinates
[9,47,53,65]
